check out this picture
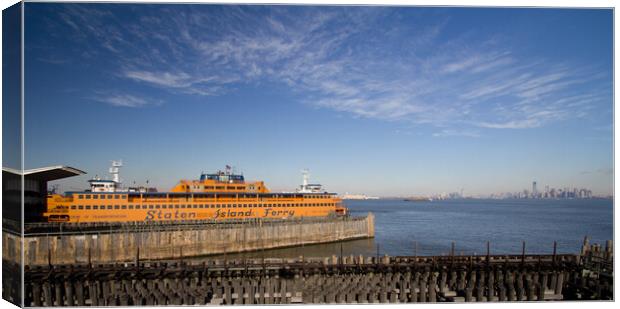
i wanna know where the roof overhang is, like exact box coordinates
[2,166,86,181]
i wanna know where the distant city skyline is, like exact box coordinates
[19,4,612,196]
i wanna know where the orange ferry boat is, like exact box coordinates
[44,162,346,223]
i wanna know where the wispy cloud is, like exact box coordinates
[92,94,160,108]
[433,129,480,138]
[51,5,611,133]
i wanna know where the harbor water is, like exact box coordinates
[208,198,613,260]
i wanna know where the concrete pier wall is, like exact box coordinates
[3,215,374,266]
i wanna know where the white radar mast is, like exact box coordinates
[302,169,309,189]
[109,160,123,185]
[297,169,324,193]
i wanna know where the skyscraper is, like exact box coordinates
[532,181,538,198]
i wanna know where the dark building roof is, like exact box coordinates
[2,166,86,181]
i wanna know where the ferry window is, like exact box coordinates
[93,206,98,210]
[93,195,98,199]
[114,205,120,209]
[174,205,179,209]
[105,195,111,199]
[78,195,84,199]
[210,205,215,208]
[114,195,120,199]
[107,205,113,210]
[128,205,133,209]
[85,206,91,210]
[85,195,91,199]
[71,205,76,210]
[78,205,84,210]
[122,195,127,199]
[122,205,127,209]
[155,205,160,209]
[149,205,154,209]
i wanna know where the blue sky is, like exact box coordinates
[23,4,612,196]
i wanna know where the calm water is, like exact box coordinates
[207,198,613,260]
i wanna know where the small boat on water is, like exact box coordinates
[403,196,432,202]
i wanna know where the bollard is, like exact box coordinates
[449,270,457,290]
[32,282,42,307]
[538,272,548,300]
[429,272,437,302]
[525,273,535,301]
[464,287,473,302]
[73,280,85,306]
[410,279,419,303]
[554,272,564,295]
[458,271,467,291]
[55,281,63,306]
[506,271,516,301]
[515,272,524,301]
[487,270,495,301]
[64,281,74,306]
[498,285,506,301]
[43,282,53,307]
[336,291,346,303]
[419,277,427,303]
[379,291,387,303]
[368,290,377,303]
[439,271,447,294]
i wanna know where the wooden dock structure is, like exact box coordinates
[4,238,612,306]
